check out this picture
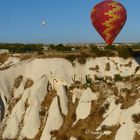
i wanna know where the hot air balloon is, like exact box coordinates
[41,20,47,26]
[90,0,127,45]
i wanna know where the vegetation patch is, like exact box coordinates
[105,62,110,71]
[0,53,9,64]
[118,47,132,59]
[13,75,23,89]
[24,78,34,89]
[0,43,43,53]
[132,113,140,123]
[114,74,123,82]
[89,65,99,72]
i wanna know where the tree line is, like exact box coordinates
[0,43,43,53]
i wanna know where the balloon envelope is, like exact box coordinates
[90,0,127,45]
[42,20,47,26]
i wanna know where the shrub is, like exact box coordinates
[114,74,123,82]
[20,54,32,61]
[65,54,76,63]
[0,43,43,53]
[97,49,115,57]
[105,45,116,50]
[90,44,115,57]
[118,47,132,59]
[49,44,72,52]
[89,44,99,52]
[101,125,110,131]
[0,53,9,64]
[135,66,140,73]
[95,75,105,82]
[37,50,44,55]
[89,65,99,71]
[131,43,140,49]
[99,102,110,116]
[85,75,92,85]
[105,62,110,71]
[132,113,140,123]
[95,65,99,71]
[77,52,88,64]
[115,99,121,105]
[24,79,34,89]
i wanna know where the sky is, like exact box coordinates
[0,0,140,44]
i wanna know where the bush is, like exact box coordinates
[77,52,88,64]
[118,47,132,59]
[65,52,88,64]
[99,102,110,116]
[0,53,9,64]
[98,49,115,57]
[114,74,123,82]
[135,66,140,73]
[89,65,99,72]
[37,50,44,55]
[131,43,140,49]
[85,75,92,85]
[105,45,116,50]
[24,79,34,89]
[132,113,140,123]
[65,54,76,63]
[89,44,115,57]
[105,62,110,71]
[95,75,105,82]
[89,44,99,52]
[0,43,43,53]
[49,44,72,52]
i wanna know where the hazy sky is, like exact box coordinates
[0,0,139,44]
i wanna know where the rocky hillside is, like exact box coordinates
[0,56,140,140]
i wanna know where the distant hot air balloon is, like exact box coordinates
[90,0,127,45]
[41,20,47,26]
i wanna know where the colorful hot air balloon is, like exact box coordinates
[90,0,127,45]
